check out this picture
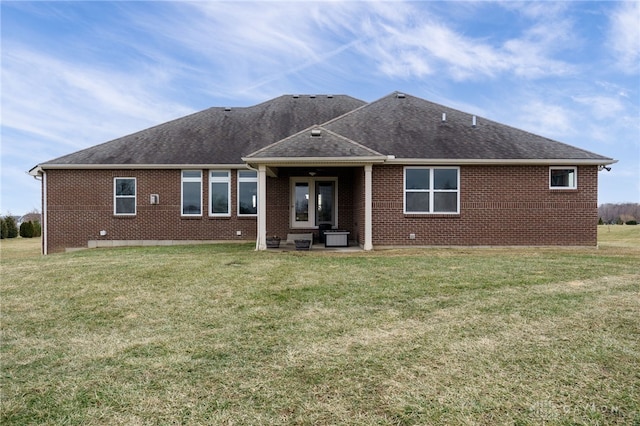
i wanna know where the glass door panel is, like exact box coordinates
[294,182,309,222]
[316,182,334,224]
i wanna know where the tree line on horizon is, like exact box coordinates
[598,203,640,225]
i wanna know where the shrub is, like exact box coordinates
[625,220,638,226]
[0,218,7,239]
[33,221,42,237]
[4,216,18,238]
[598,217,604,225]
[20,221,35,238]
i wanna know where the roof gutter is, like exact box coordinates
[28,163,249,176]
[385,158,618,166]
[29,157,617,177]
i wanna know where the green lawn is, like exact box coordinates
[1,227,639,425]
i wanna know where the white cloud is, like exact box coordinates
[125,1,369,99]
[608,1,640,73]
[127,1,579,89]
[515,100,575,139]
[2,43,192,151]
[347,2,577,81]
[572,95,625,120]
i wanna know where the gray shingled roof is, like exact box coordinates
[245,126,385,159]
[36,91,614,170]
[41,95,366,165]
[322,93,613,161]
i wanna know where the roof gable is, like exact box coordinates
[245,126,385,161]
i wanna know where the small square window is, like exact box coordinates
[550,167,577,189]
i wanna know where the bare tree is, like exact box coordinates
[598,203,640,224]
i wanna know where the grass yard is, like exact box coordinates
[1,227,639,425]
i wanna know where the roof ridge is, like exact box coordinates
[318,91,403,127]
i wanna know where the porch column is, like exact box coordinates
[256,164,267,250]
[364,164,373,251]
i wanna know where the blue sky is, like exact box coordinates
[2,1,639,216]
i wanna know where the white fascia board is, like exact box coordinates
[28,165,43,176]
[385,158,618,166]
[241,156,387,166]
[31,163,249,173]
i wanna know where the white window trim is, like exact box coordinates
[209,170,231,217]
[404,166,460,214]
[114,177,136,216]
[181,170,202,217]
[549,166,577,190]
[290,177,338,229]
[237,170,258,217]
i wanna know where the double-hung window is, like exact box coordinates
[549,167,577,189]
[209,170,230,216]
[404,167,459,214]
[114,177,136,215]
[182,170,202,216]
[238,170,258,216]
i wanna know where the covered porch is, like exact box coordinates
[242,125,389,251]
[253,164,375,251]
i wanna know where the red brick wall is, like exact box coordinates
[44,169,256,253]
[43,164,599,253]
[371,164,598,246]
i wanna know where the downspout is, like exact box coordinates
[42,171,47,255]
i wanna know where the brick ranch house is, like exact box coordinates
[29,92,616,254]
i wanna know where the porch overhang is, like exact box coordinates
[242,155,388,170]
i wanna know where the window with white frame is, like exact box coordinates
[549,167,577,189]
[209,170,230,216]
[182,170,202,216]
[114,177,136,215]
[404,167,459,214]
[238,170,258,216]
